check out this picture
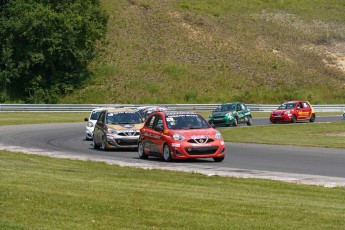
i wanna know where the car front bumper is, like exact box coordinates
[85,127,94,140]
[169,141,226,160]
[270,114,292,122]
[209,117,233,126]
[106,134,139,149]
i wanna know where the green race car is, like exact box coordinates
[208,102,253,127]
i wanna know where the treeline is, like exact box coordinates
[0,0,108,103]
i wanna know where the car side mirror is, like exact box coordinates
[84,118,89,121]
[211,124,216,129]
[96,121,103,126]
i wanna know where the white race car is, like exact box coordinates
[84,108,106,140]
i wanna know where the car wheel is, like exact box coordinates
[138,142,148,159]
[309,114,316,122]
[213,156,224,162]
[291,115,297,123]
[246,117,253,126]
[233,117,238,126]
[163,144,172,162]
[93,136,100,149]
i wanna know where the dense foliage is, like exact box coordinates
[0,0,108,103]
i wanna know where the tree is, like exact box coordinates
[0,0,108,103]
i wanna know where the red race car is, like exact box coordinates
[138,111,226,162]
[270,100,316,123]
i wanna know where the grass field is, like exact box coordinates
[221,121,345,148]
[1,150,345,229]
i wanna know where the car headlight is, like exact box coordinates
[107,127,118,134]
[215,131,222,140]
[173,133,185,141]
[87,122,94,127]
[226,113,234,118]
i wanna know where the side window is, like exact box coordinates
[145,115,156,129]
[303,102,310,108]
[241,104,247,110]
[297,102,303,109]
[236,104,241,111]
[153,115,163,130]
[98,111,105,123]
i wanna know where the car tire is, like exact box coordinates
[213,156,224,162]
[309,114,316,122]
[93,136,100,149]
[291,115,297,123]
[246,117,253,126]
[163,144,172,162]
[233,117,238,126]
[138,142,148,159]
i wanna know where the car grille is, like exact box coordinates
[115,139,138,146]
[117,132,139,136]
[184,146,219,155]
[213,120,226,124]
[187,139,214,144]
[213,115,225,119]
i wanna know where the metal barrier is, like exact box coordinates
[0,104,344,112]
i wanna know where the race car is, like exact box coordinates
[270,100,316,123]
[93,108,144,150]
[135,106,169,120]
[208,102,253,127]
[138,111,225,162]
[84,108,107,140]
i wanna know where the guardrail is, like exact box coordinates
[1,104,344,112]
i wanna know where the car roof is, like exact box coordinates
[283,100,307,104]
[106,107,136,113]
[164,111,198,116]
[221,102,242,105]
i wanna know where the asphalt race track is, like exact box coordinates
[0,115,344,187]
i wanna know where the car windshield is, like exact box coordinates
[278,103,296,110]
[216,104,236,112]
[90,111,102,120]
[165,114,210,130]
[106,112,142,124]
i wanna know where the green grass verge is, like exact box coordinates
[1,151,345,229]
[220,121,345,148]
[0,112,340,126]
[0,112,89,126]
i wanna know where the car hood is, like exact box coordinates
[211,111,233,117]
[174,128,218,138]
[272,109,292,114]
[108,123,144,130]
